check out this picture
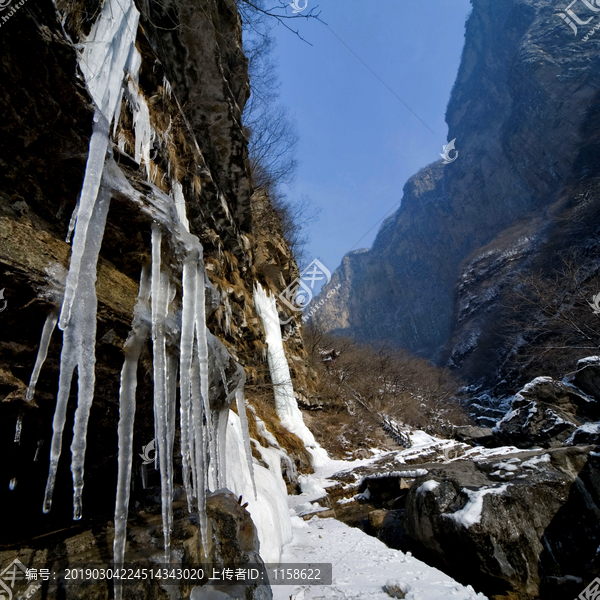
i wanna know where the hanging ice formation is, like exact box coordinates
[42,0,140,519]
[113,265,151,573]
[29,0,276,580]
[26,309,59,402]
[253,284,328,467]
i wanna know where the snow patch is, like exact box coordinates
[417,480,440,495]
[273,516,488,599]
[521,454,551,468]
[444,485,510,528]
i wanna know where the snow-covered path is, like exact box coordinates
[273,515,487,600]
[273,439,488,600]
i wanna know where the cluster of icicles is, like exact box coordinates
[22,0,258,595]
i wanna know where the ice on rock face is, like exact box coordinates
[234,366,257,500]
[226,411,292,563]
[79,0,140,121]
[35,0,285,569]
[253,284,328,467]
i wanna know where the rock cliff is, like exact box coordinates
[0,0,309,592]
[315,0,600,387]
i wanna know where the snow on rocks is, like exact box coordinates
[272,516,487,600]
[417,480,440,495]
[443,485,510,528]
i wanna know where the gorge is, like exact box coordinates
[0,0,599,599]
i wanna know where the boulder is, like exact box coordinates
[0,490,271,599]
[453,425,495,446]
[573,357,600,401]
[403,445,598,600]
[492,377,598,448]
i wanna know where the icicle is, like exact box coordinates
[59,113,110,330]
[150,225,173,563]
[215,366,230,489]
[166,351,178,538]
[215,406,229,489]
[43,185,112,517]
[61,0,140,328]
[195,262,214,489]
[179,256,198,509]
[162,76,172,99]
[140,463,147,489]
[33,440,43,462]
[234,367,257,500]
[113,265,151,600]
[190,354,208,560]
[26,308,59,402]
[66,200,79,243]
[172,183,189,231]
[14,413,23,444]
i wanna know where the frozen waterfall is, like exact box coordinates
[253,283,328,467]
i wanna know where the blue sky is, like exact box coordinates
[267,0,473,291]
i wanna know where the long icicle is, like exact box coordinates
[179,255,198,509]
[194,262,213,490]
[61,0,140,328]
[190,354,207,560]
[113,265,151,600]
[59,113,110,329]
[166,350,178,541]
[43,185,111,515]
[70,184,112,520]
[151,225,172,563]
[26,308,59,402]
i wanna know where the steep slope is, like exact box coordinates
[315,0,600,374]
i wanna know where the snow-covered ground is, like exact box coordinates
[275,437,489,600]
[272,515,487,600]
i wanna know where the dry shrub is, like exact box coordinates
[303,324,471,443]
[303,405,389,460]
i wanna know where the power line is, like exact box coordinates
[324,23,436,136]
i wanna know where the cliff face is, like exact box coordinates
[316,0,600,378]
[0,0,307,571]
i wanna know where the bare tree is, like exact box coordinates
[236,0,322,43]
[503,254,600,380]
